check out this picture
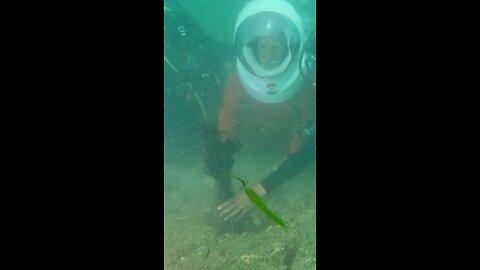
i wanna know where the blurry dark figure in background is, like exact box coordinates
[164,0,234,117]
[164,1,242,202]
[300,31,316,86]
[164,0,235,164]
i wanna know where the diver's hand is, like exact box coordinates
[218,183,266,222]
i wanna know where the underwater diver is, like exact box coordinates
[202,0,317,221]
[164,0,234,120]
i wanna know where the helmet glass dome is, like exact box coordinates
[235,11,301,78]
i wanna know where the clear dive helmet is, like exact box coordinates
[235,11,301,78]
[234,0,305,104]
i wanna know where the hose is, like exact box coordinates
[164,55,209,122]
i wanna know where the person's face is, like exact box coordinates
[256,36,287,67]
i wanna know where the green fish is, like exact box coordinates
[226,173,286,227]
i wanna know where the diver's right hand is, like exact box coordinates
[218,183,266,222]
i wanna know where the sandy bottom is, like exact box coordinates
[164,152,316,270]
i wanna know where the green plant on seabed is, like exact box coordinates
[225,172,286,227]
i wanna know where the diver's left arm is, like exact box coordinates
[217,133,315,221]
[258,85,316,193]
[258,126,316,193]
[218,125,315,221]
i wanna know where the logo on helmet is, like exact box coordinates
[265,82,278,95]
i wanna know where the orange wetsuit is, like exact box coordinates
[217,70,315,155]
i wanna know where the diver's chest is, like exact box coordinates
[240,99,300,132]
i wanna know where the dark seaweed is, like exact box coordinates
[203,121,242,202]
